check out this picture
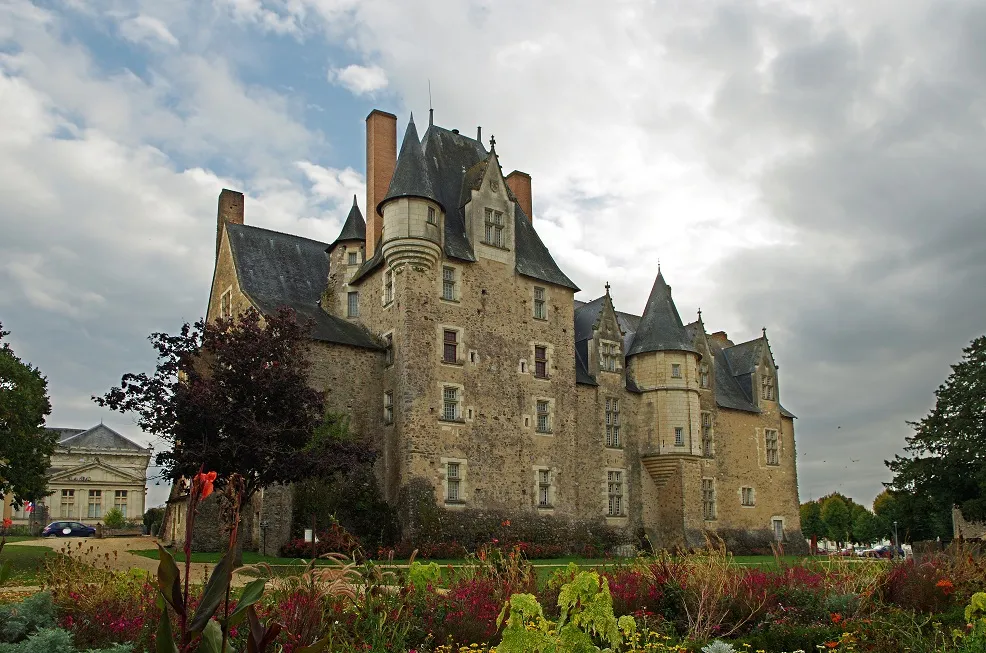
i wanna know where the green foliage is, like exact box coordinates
[873,489,951,543]
[143,508,165,534]
[852,508,889,545]
[407,561,441,590]
[888,334,986,523]
[0,323,55,506]
[820,494,850,544]
[0,593,57,643]
[497,571,635,653]
[799,501,824,540]
[103,509,126,530]
[956,592,986,653]
[0,628,134,653]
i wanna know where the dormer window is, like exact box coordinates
[699,363,710,389]
[600,341,621,372]
[761,373,775,400]
[483,208,505,247]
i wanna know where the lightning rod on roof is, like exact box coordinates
[428,79,433,127]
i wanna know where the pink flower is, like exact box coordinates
[195,471,218,499]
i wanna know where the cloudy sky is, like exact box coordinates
[2,0,984,511]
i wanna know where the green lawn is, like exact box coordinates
[1,536,40,543]
[0,545,59,585]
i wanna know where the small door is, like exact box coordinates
[773,519,784,541]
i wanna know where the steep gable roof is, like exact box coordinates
[626,271,697,356]
[225,223,382,350]
[54,424,150,453]
[380,116,442,213]
[330,195,366,246]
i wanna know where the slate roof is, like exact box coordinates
[49,428,85,443]
[352,120,578,291]
[331,195,366,246]
[626,271,698,356]
[52,424,150,452]
[380,116,443,213]
[574,340,597,386]
[225,222,382,350]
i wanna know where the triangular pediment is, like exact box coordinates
[49,460,144,484]
[56,424,149,453]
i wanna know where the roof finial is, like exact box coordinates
[409,111,415,125]
[489,134,496,152]
[604,281,611,295]
[697,307,702,321]
[657,258,661,275]
[352,194,357,206]
[762,326,768,338]
[428,79,433,126]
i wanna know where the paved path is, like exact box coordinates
[4,536,256,587]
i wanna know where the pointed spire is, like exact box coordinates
[626,269,698,357]
[379,115,443,215]
[331,195,366,246]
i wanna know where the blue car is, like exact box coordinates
[41,521,96,538]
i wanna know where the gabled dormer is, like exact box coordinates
[460,141,516,268]
[685,310,714,392]
[757,328,779,405]
[591,284,625,377]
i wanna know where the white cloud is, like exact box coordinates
[328,64,388,95]
[118,14,179,47]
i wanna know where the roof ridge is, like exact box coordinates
[227,222,330,249]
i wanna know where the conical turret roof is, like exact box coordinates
[378,115,443,215]
[626,270,698,356]
[330,195,366,247]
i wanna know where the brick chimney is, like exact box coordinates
[365,110,398,255]
[216,188,244,259]
[505,170,532,221]
[709,331,734,348]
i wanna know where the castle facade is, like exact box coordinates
[201,109,803,552]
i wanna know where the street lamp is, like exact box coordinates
[893,521,899,558]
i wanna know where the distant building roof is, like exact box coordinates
[51,424,150,453]
[331,195,366,246]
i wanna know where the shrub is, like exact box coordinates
[878,559,955,613]
[279,523,361,558]
[101,510,125,530]
[0,593,57,643]
[0,627,134,653]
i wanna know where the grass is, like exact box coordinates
[0,545,60,585]
[1,536,40,543]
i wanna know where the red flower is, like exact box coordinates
[2,517,12,529]
[831,612,843,624]
[195,471,218,499]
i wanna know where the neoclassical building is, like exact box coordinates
[2,424,151,527]
[190,109,804,552]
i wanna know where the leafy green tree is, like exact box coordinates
[800,501,825,552]
[888,335,986,522]
[852,509,888,545]
[873,488,950,543]
[820,494,851,546]
[0,322,55,506]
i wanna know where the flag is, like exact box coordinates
[25,502,34,513]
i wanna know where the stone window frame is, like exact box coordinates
[533,286,548,320]
[114,490,128,517]
[439,383,465,423]
[599,339,622,373]
[701,412,714,458]
[741,486,755,507]
[605,397,621,448]
[702,478,717,521]
[427,206,437,225]
[671,363,682,379]
[383,268,394,306]
[383,391,394,425]
[441,457,467,506]
[87,489,102,519]
[674,426,685,447]
[534,396,554,435]
[483,207,507,249]
[761,372,776,401]
[439,325,465,365]
[441,264,460,303]
[383,332,394,367]
[347,250,359,266]
[765,429,780,466]
[534,467,554,510]
[772,516,785,541]
[605,468,627,518]
[347,291,359,318]
[530,342,553,380]
[219,286,233,321]
[699,362,711,389]
[60,489,75,519]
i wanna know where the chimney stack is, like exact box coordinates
[216,188,244,258]
[365,110,398,255]
[505,171,533,221]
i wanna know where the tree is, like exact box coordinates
[800,501,825,553]
[96,307,374,524]
[0,322,55,506]
[887,335,986,522]
[873,488,951,543]
[820,494,851,546]
[852,509,887,545]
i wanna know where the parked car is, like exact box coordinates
[41,521,96,538]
